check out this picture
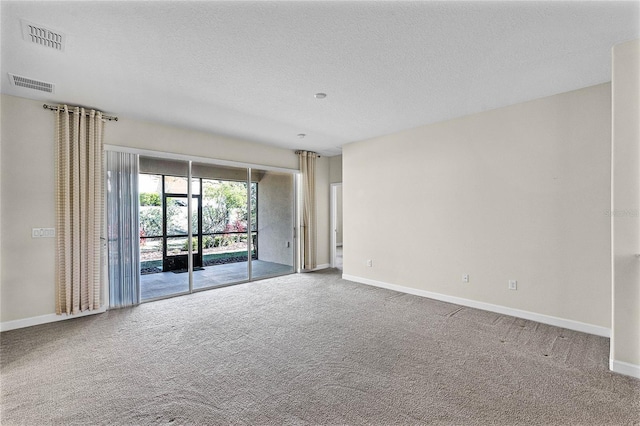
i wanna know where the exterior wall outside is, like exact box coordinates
[257,172,295,266]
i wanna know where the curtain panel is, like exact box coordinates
[55,106,104,314]
[106,151,141,308]
[298,150,317,270]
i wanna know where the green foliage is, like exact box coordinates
[166,198,188,235]
[139,192,161,206]
[141,179,258,244]
[182,237,198,251]
[181,234,251,251]
[139,207,162,237]
[202,180,253,233]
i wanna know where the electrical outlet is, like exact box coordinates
[508,280,517,290]
[366,259,373,267]
[462,274,469,283]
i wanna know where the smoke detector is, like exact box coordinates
[8,73,55,93]
[21,19,65,51]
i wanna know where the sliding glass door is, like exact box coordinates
[252,169,295,279]
[192,163,250,289]
[138,156,295,301]
[163,192,201,272]
[139,159,191,300]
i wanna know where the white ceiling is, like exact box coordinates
[2,1,638,156]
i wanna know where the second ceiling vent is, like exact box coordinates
[21,19,65,51]
[8,73,55,93]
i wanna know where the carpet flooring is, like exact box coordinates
[1,269,639,425]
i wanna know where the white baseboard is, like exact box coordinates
[1,306,107,332]
[312,263,331,271]
[610,359,640,379]
[342,274,611,338]
[300,264,331,273]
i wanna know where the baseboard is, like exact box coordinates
[1,306,108,332]
[300,264,331,273]
[610,359,640,379]
[312,263,331,271]
[342,274,611,338]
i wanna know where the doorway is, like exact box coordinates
[330,183,343,270]
[162,193,202,272]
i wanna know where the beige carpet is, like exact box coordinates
[1,269,639,425]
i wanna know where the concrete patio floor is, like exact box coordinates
[141,260,294,300]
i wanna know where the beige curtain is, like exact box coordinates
[298,150,317,270]
[55,106,104,315]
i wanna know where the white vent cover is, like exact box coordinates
[8,73,55,93]
[21,19,65,51]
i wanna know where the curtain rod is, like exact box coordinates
[43,104,118,121]
[295,150,321,158]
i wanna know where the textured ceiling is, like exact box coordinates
[2,1,639,156]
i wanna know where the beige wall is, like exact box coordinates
[329,155,343,248]
[315,156,330,267]
[343,83,612,328]
[109,114,298,170]
[1,95,57,323]
[0,94,3,314]
[0,94,324,323]
[336,185,343,245]
[329,155,342,183]
[611,39,640,370]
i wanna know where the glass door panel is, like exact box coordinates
[139,156,189,300]
[138,156,296,303]
[251,170,295,279]
[163,194,201,272]
[139,173,163,275]
[192,163,249,289]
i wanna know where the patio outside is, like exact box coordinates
[138,169,294,300]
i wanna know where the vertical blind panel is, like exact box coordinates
[107,151,141,308]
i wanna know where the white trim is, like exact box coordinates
[610,359,640,379]
[0,306,108,332]
[104,145,299,175]
[329,183,339,268]
[342,274,611,338]
[301,263,331,272]
[295,173,302,273]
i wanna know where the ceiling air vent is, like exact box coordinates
[8,73,55,93]
[21,19,65,51]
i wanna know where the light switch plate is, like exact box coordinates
[32,228,55,238]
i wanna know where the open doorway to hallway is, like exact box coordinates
[330,183,343,271]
